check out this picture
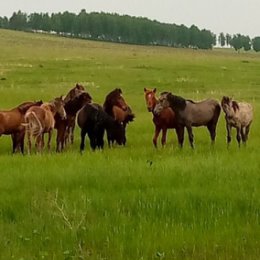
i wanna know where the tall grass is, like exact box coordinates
[0,29,259,259]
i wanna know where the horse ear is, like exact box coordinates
[144,87,147,92]
[153,88,157,93]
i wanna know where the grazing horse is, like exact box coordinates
[221,96,253,146]
[24,97,66,153]
[0,100,43,153]
[77,103,125,151]
[55,90,92,152]
[154,92,221,148]
[103,88,134,145]
[144,87,177,147]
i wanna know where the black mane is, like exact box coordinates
[167,93,186,111]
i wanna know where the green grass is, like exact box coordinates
[0,29,259,260]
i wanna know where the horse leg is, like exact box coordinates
[176,126,184,148]
[186,125,194,149]
[153,125,161,148]
[47,130,52,151]
[27,130,32,155]
[245,124,251,143]
[11,133,17,154]
[80,128,87,152]
[226,122,232,146]
[161,128,167,147]
[207,122,216,145]
[70,121,76,144]
[236,127,241,147]
[241,127,247,144]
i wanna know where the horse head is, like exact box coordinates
[64,83,85,103]
[153,92,170,115]
[53,96,66,120]
[144,87,157,112]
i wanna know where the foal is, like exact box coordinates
[221,96,253,146]
[24,97,66,153]
[144,87,177,147]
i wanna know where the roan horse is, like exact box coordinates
[24,97,66,153]
[154,92,221,148]
[103,88,134,145]
[221,96,253,146]
[77,103,125,151]
[144,87,177,147]
[55,84,92,152]
[0,100,42,153]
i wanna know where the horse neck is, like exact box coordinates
[41,103,56,115]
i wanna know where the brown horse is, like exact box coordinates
[0,100,43,153]
[55,90,92,152]
[154,92,221,148]
[144,87,177,147]
[221,96,253,146]
[24,97,66,153]
[103,88,134,145]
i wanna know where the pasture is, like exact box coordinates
[0,29,259,259]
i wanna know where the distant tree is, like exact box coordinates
[230,34,243,51]
[218,32,226,46]
[252,37,260,52]
[225,33,232,46]
[241,35,251,51]
[9,10,27,30]
[0,16,9,28]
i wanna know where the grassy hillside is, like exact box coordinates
[0,29,259,260]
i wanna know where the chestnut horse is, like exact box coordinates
[55,90,92,152]
[221,96,253,146]
[144,88,177,147]
[103,88,134,145]
[0,100,42,153]
[24,97,66,153]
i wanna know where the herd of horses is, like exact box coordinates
[0,84,254,154]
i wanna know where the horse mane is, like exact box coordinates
[168,93,186,110]
[103,88,122,116]
[232,101,239,112]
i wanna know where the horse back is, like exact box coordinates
[236,102,253,125]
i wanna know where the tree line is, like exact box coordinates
[0,10,260,52]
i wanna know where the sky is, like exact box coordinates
[0,0,259,38]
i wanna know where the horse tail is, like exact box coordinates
[25,111,43,137]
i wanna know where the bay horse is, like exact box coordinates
[24,97,66,153]
[144,87,177,147]
[103,88,134,145]
[154,92,221,148]
[221,96,253,146]
[77,103,125,151]
[0,100,43,153]
[55,89,92,152]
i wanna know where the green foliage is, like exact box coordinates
[252,37,260,52]
[218,32,226,46]
[0,29,260,259]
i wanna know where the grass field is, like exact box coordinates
[0,29,259,260]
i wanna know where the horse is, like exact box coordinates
[221,96,253,146]
[63,83,85,103]
[103,88,134,145]
[154,92,221,148]
[24,97,66,153]
[55,90,92,152]
[144,87,177,147]
[77,103,125,151]
[0,100,43,153]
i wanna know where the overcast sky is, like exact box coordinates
[0,0,259,37]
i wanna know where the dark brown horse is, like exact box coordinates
[55,90,92,152]
[0,100,42,153]
[154,92,221,148]
[144,87,177,147]
[103,88,134,145]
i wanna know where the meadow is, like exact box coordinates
[0,29,259,260]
